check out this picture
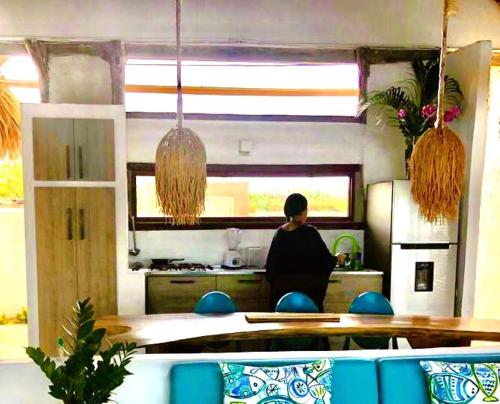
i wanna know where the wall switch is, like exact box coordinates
[239,139,253,156]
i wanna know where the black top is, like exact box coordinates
[265,225,337,311]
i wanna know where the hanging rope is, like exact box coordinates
[176,0,183,129]
[435,0,458,128]
[154,0,207,226]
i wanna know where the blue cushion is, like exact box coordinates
[218,359,334,403]
[170,358,378,404]
[419,361,500,403]
[377,353,500,404]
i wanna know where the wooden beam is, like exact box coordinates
[0,80,38,88]
[125,84,358,97]
[356,47,440,65]
[1,80,358,97]
[126,112,362,123]
[126,44,356,64]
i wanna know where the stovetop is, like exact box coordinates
[149,260,214,272]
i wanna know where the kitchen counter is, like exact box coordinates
[144,268,384,314]
[130,268,383,276]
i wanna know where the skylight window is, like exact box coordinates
[0,56,360,117]
[125,60,360,116]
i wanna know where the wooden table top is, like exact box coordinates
[96,312,500,349]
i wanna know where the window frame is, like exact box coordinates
[128,162,363,230]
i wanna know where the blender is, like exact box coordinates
[223,228,242,268]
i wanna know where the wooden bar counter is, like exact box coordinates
[96,312,500,350]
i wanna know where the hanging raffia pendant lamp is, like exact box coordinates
[409,0,465,223]
[155,0,207,226]
[0,74,21,159]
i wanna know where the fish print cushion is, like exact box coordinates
[420,361,500,403]
[218,359,334,404]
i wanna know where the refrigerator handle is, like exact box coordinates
[399,243,451,250]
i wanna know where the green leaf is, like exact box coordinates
[26,299,135,403]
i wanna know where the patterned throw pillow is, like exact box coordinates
[420,361,500,403]
[218,359,334,404]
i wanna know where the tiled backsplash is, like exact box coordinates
[129,229,364,267]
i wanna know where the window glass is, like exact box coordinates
[0,56,360,116]
[125,60,359,116]
[136,175,350,218]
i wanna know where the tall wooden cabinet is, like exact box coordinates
[34,188,117,353]
[23,104,127,356]
[34,188,78,354]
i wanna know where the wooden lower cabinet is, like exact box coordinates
[217,275,266,311]
[35,187,116,355]
[146,272,383,315]
[324,273,383,313]
[147,276,216,314]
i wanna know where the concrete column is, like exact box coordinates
[25,39,125,105]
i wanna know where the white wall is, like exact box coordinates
[447,42,492,316]
[127,119,365,165]
[132,229,364,267]
[474,67,500,320]
[0,0,499,48]
[0,207,26,316]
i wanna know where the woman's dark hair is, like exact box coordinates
[284,193,308,220]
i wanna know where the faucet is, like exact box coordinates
[332,233,361,269]
[332,233,360,256]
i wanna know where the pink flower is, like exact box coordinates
[444,106,461,123]
[398,109,407,119]
[450,106,461,117]
[421,104,437,118]
[444,110,455,122]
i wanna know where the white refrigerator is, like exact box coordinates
[365,180,458,317]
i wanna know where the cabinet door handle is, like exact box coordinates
[238,279,260,284]
[79,209,85,240]
[78,146,84,179]
[66,208,73,240]
[328,279,341,284]
[170,280,195,284]
[65,145,71,179]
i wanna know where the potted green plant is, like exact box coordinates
[359,57,463,176]
[26,299,136,404]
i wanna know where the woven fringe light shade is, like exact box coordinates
[155,127,206,226]
[409,0,465,222]
[154,0,207,226]
[0,75,21,159]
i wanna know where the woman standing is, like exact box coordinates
[265,193,337,311]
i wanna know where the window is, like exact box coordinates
[125,60,360,116]
[128,163,361,230]
[0,56,360,118]
[0,56,41,103]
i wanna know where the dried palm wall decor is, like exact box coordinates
[409,0,465,222]
[0,75,21,158]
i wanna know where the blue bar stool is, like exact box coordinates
[271,292,327,351]
[194,291,238,314]
[343,291,398,350]
[194,291,240,351]
[276,292,320,314]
